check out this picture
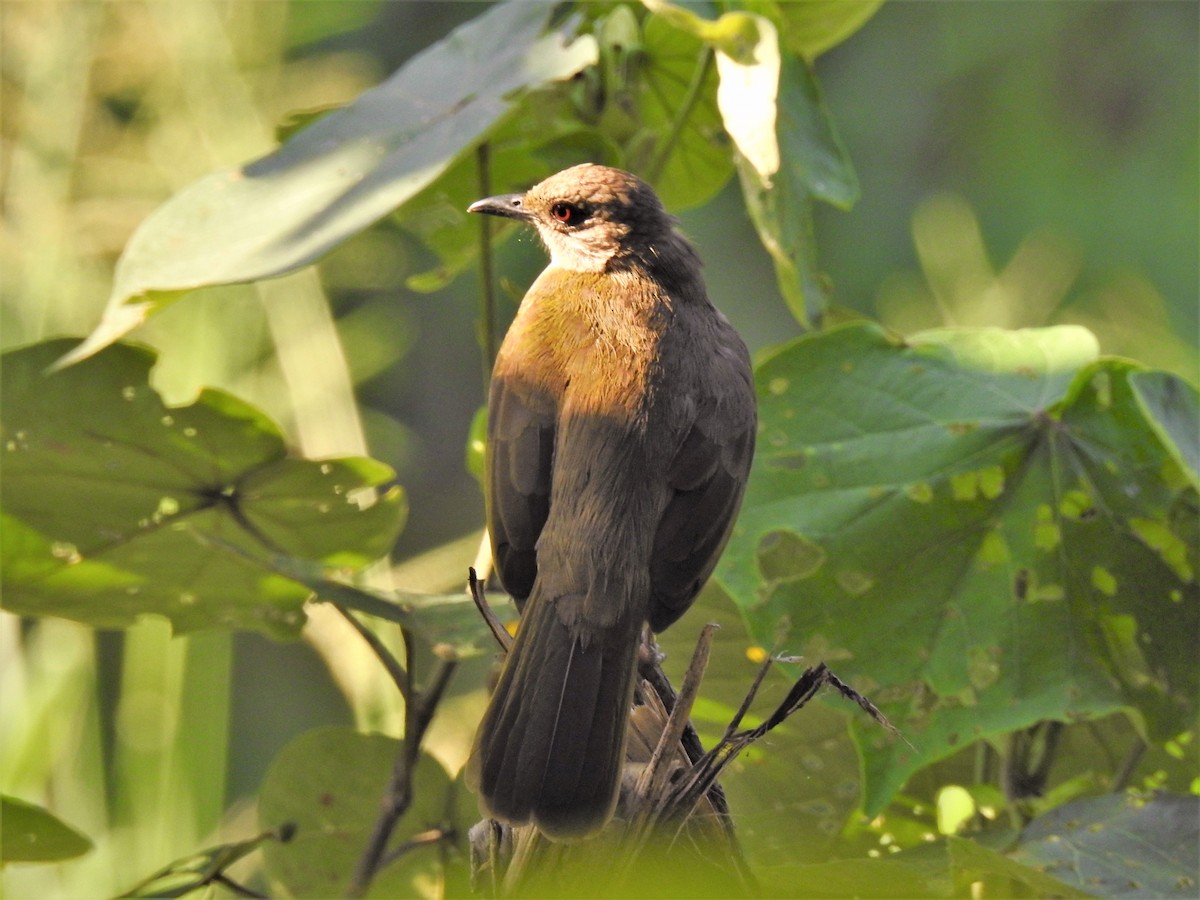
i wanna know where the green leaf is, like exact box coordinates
[1010,793,1200,898]
[1130,369,1200,490]
[717,322,1200,814]
[0,795,93,863]
[946,835,1093,898]
[258,727,460,898]
[1,339,405,637]
[116,827,292,898]
[747,0,884,60]
[631,11,733,210]
[59,1,598,365]
[733,51,858,328]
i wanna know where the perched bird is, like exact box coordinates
[465,163,756,840]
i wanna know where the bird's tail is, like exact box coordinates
[467,591,642,840]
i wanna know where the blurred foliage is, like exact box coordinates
[1,1,1195,897]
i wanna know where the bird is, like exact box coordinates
[464,163,756,840]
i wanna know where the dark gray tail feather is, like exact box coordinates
[468,591,641,840]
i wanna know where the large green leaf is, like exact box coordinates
[59,1,598,365]
[0,795,93,863]
[258,727,461,898]
[1010,793,1199,898]
[1,340,405,637]
[717,323,1199,814]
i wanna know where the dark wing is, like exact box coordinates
[486,373,556,602]
[648,379,756,633]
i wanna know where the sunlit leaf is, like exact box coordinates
[734,51,858,328]
[1,340,405,637]
[641,1,762,61]
[717,323,1199,814]
[59,1,598,366]
[0,795,92,863]
[715,14,781,182]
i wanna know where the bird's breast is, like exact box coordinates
[495,266,668,422]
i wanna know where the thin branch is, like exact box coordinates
[1111,736,1147,792]
[334,604,411,704]
[634,623,717,805]
[823,670,912,749]
[211,874,267,899]
[346,646,459,897]
[719,650,775,744]
[378,827,456,869]
[470,566,513,653]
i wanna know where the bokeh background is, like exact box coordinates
[2,0,1196,893]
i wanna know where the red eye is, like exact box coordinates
[550,202,584,225]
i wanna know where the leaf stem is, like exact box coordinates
[1111,735,1147,792]
[648,47,710,187]
[334,605,411,705]
[646,45,714,185]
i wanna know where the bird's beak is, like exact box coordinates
[467,193,532,222]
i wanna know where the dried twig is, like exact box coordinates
[633,623,717,807]
[470,566,512,653]
[467,603,906,898]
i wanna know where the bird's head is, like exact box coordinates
[468,163,682,274]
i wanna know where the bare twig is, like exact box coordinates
[470,566,512,652]
[719,647,775,743]
[333,604,411,704]
[467,607,906,898]
[346,624,459,898]
[347,661,458,896]
[1111,735,1147,792]
[825,669,911,748]
[211,874,267,899]
[634,623,717,806]
[378,827,456,869]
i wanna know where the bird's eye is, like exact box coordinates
[550,202,586,226]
